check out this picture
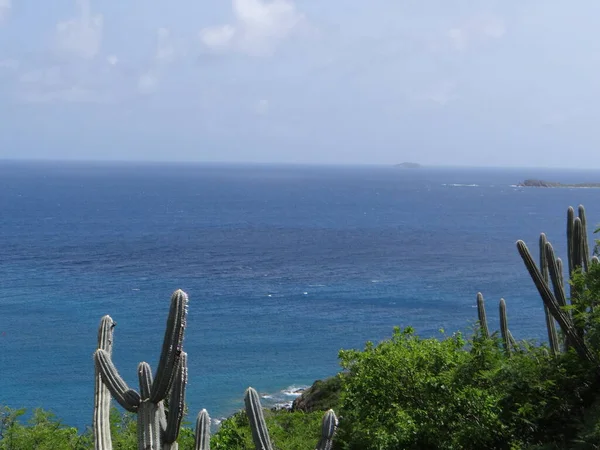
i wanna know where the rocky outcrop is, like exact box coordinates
[395,162,421,169]
[291,376,343,413]
[518,179,600,188]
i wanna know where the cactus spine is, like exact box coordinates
[245,387,274,450]
[315,409,338,450]
[93,289,189,450]
[195,410,211,450]
[476,292,489,338]
[94,316,116,450]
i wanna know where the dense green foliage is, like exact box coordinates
[335,327,597,449]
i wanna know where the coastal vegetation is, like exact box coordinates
[2,205,600,449]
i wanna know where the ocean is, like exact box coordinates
[1,161,599,430]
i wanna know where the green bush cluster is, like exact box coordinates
[334,327,597,449]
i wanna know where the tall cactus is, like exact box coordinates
[245,387,274,450]
[94,316,116,450]
[499,298,510,356]
[517,240,598,367]
[93,289,189,450]
[476,292,489,339]
[195,410,211,450]
[315,409,338,450]
[540,234,559,355]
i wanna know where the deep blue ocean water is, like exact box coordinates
[1,161,600,430]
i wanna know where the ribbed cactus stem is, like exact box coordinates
[95,349,141,412]
[567,206,575,276]
[499,298,510,356]
[94,316,116,450]
[540,233,549,283]
[556,257,565,290]
[164,352,188,445]
[573,218,584,272]
[539,234,559,355]
[245,387,273,450]
[579,205,590,272]
[150,290,188,403]
[476,292,489,338]
[517,240,597,366]
[546,243,570,310]
[315,409,338,450]
[195,409,211,450]
[138,401,161,450]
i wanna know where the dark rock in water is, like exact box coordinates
[291,376,343,412]
[518,179,600,188]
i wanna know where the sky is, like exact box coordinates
[0,1,599,168]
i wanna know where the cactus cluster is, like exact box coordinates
[476,293,518,355]
[477,205,599,368]
[93,290,338,450]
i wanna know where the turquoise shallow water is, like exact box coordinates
[1,161,600,429]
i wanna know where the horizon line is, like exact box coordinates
[1,157,599,172]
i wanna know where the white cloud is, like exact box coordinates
[138,71,159,94]
[0,59,18,70]
[199,25,236,51]
[156,27,176,63]
[199,0,306,56]
[107,55,118,66]
[255,99,269,115]
[447,15,505,51]
[0,0,10,23]
[56,0,103,59]
[425,81,457,106]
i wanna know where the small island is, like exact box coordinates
[395,162,421,169]
[518,179,600,188]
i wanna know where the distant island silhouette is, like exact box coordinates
[395,162,421,169]
[518,179,600,188]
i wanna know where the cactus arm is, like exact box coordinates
[244,387,274,450]
[476,292,489,338]
[138,362,153,400]
[150,290,188,403]
[517,240,597,365]
[164,352,188,445]
[94,316,116,450]
[95,349,141,412]
[499,298,510,356]
[579,205,590,272]
[195,409,211,450]
[315,409,338,450]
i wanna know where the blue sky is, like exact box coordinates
[0,1,599,168]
